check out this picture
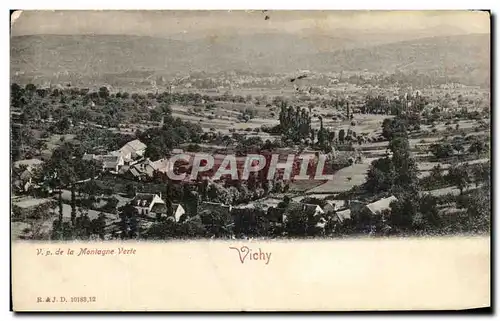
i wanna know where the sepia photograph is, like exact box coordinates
[10,10,491,242]
[9,9,492,311]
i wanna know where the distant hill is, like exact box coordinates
[10,33,490,87]
[308,34,490,84]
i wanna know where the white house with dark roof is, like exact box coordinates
[131,193,165,216]
[118,139,147,160]
[101,155,124,172]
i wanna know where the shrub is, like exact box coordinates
[186,144,201,152]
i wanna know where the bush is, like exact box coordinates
[186,144,201,152]
[429,143,454,159]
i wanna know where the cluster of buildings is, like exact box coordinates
[82,139,178,181]
[119,189,398,236]
[83,139,147,172]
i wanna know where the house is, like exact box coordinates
[101,155,125,172]
[149,203,186,222]
[289,203,324,216]
[82,153,102,162]
[364,195,398,216]
[315,217,327,229]
[152,158,170,174]
[150,202,168,217]
[282,202,325,223]
[13,167,37,192]
[172,204,186,222]
[335,209,352,223]
[131,193,165,216]
[118,139,147,160]
[128,159,156,180]
[322,200,340,214]
[13,159,44,191]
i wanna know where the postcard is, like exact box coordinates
[10,10,491,311]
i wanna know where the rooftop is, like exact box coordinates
[365,195,398,215]
[123,139,147,152]
[336,209,351,222]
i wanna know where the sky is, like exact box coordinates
[11,10,490,38]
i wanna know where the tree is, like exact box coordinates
[417,194,441,231]
[200,210,232,238]
[382,116,408,140]
[389,193,418,232]
[70,185,77,227]
[118,204,140,239]
[451,138,465,155]
[365,157,394,193]
[125,183,137,198]
[429,143,454,160]
[74,209,92,240]
[91,212,107,240]
[469,138,488,156]
[284,205,322,237]
[338,129,345,144]
[284,206,309,237]
[299,197,327,208]
[381,118,394,140]
[98,86,110,99]
[234,208,269,237]
[25,83,37,94]
[56,191,64,239]
[448,164,471,194]
[145,217,177,240]
[429,164,444,186]
[465,189,490,233]
[389,135,419,193]
[54,117,72,134]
